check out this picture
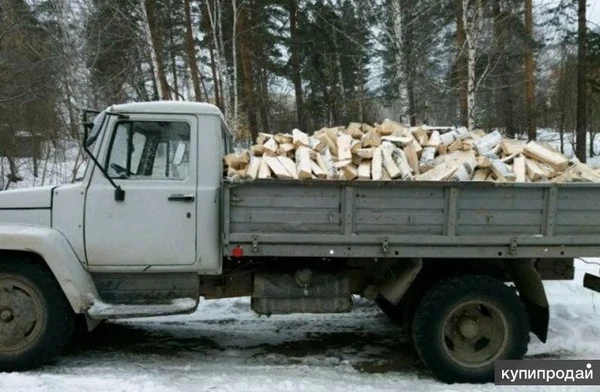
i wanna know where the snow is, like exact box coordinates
[0,140,86,190]
[537,128,600,169]
[1,260,599,392]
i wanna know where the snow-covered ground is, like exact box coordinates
[537,128,600,168]
[0,140,85,190]
[1,259,599,392]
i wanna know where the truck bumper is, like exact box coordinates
[584,273,600,293]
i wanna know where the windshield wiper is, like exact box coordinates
[80,109,130,202]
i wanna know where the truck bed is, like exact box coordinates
[222,180,600,259]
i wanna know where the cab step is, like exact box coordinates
[86,297,198,319]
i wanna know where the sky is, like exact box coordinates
[537,0,600,26]
[590,0,600,25]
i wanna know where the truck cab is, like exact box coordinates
[0,102,229,369]
[81,102,230,273]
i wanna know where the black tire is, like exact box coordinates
[398,283,426,345]
[412,275,530,383]
[376,286,425,343]
[0,260,75,371]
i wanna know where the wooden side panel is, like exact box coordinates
[229,183,342,234]
[457,188,545,235]
[555,188,600,235]
[354,187,445,234]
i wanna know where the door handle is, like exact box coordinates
[168,194,195,203]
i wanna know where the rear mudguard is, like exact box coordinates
[505,259,549,342]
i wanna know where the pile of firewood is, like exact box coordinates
[224,120,600,183]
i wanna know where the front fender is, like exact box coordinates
[0,224,97,313]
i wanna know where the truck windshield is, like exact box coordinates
[86,110,107,147]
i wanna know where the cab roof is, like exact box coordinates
[111,101,224,118]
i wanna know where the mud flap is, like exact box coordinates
[584,273,600,293]
[377,258,423,305]
[504,260,549,342]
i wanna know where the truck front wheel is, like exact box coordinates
[412,275,530,383]
[0,260,74,371]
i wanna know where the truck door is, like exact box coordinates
[84,114,198,267]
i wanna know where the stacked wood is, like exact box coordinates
[224,120,600,183]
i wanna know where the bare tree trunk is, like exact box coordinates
[462,0,477,131]
[217,3,230,120]
[239,5,258,139]
[169,9,179,100]
[524,0,536,141]
[589,95,595,157]
[404,26,417,126]
[456,0,469,127]
[558,60,567,153]
[288,0,305,130]
[148,57,160,100]
[134,45,151,101]
[258,68,271,133]
[209,47,221,107]
[576,0,587,162]
[201,3,221,106]
[206,0,230,121]
[184,0,203,101]
[4,156,18,190]
[357,58,366,123]
[231,0,239,133]
[391,0,410,123]
[332,29,347,121]
[141,0,170,100]
[0,157,4,190]
[41,143,52,186]
[407,67,416,126]
[492,0,515,138]
[32,138,38,178]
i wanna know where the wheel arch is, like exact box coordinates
[0,224,97,313]
[392,258,548,343]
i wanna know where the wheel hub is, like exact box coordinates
[0,308,14,322]
[458,318,479,339]
[442,301,509,368]
[0,277,44,353]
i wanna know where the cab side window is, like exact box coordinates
[106,121,190,180]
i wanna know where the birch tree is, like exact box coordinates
[524,0,536,141]
[141,0,170,100]
[205,0,231,125]
[390,0,410,123]
[239,2,258,138]
[461,0,486,131]
[183,0,203,101]
[184,0,203,101]
[288,0,305,131]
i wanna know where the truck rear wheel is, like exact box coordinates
[412,275,529,383]
[0,261,74,371]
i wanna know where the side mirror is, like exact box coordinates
[173,142,186,166]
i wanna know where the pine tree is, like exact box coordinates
[576,0,587,162]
